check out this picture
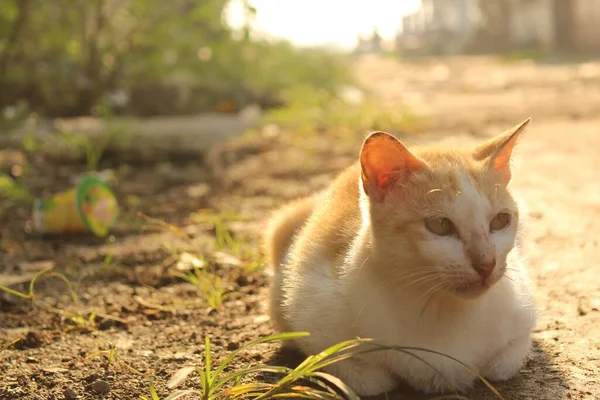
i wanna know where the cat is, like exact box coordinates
[264,119,537,396]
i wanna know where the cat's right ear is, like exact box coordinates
[360,132,426,201]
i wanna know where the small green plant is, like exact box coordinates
[0,267,77,303]
[140,384,161,400]
[55,130,109,171]
[0,267,122,332]
[138,212,191,240]
[191,210,248,253]
[86,341,142,375]
[0,173,34,204]
[22,132,44,155]
[149,332,504,400]
[242,259,264,274]
[65,311,97,332]
[170,267,227,311]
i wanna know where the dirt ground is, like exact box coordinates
[1,55,599,400]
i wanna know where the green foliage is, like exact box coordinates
[170,266,228,311]
[499,48,548,63]
[86,341,143,375]
[0,173,34,204]
[265,86,426,144]
[0,0,350,117]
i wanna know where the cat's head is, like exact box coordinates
[360,119,530,298]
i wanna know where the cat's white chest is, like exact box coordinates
[353,277,529,378]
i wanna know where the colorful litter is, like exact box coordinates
[32,175,119,237]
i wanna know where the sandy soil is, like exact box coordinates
[0,55,599,400]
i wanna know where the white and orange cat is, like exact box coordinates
[264,119,536,396]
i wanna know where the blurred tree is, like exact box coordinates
[476,0,512,52]
[0,0,349,117]
[0,0,31,106]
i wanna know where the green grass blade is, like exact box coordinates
[212,365,293,393]
[45,271,78,305]
[149,383,161,400]
[28,267,54,297]
[291,339,502,400]
[164,389,201,400]
[293,339,365,375]
[304,343,467,399]
[0,337,23,353]
[214,364,346,398]
[205,337,212,388]
[270,388,343,400]
[310,371,360,400]
[220,383,275,398]
[248,366,344,400]
[366,344,504,400]
[116,357,144,375]
[85,350,108,360]
[0,285,31,299]
[211,332,309,380]
[198,369,209,398]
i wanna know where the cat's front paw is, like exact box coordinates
[482,335,531,382]
[326,359,397,396]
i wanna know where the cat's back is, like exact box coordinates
[289,162,362,271]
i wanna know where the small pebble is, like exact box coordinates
[83,373,99,383]
[91,380,110,395]
[63,387,77,399]
[227,342,239,351]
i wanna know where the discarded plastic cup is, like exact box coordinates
[32,175,119,237]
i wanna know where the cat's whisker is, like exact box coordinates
[392,267,441,281]
[385,269,437,285]
[356,256,370,275]
[401,274,441,288]
[419,283,446,318]
[414,280,445,305]
[389,273,442,292]
[390,272,438,286]
[416,281,446,316]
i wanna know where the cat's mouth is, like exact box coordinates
[448,275,498,298]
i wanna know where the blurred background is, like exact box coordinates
[1,0,599,129]
[1,1,600,399]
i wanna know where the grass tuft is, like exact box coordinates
[144,333,504,400]
[169,266,227,311]
[86,341,143,375]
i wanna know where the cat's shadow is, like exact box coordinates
[266,339,566,400]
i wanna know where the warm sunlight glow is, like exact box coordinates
[227,0,421,49]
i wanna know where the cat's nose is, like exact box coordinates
[473,259,496,280]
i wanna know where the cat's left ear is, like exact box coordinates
[360,131,426,201]
[473,118,531,184]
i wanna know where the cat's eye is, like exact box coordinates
[490,212,511,231]
[425,217,455,236]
